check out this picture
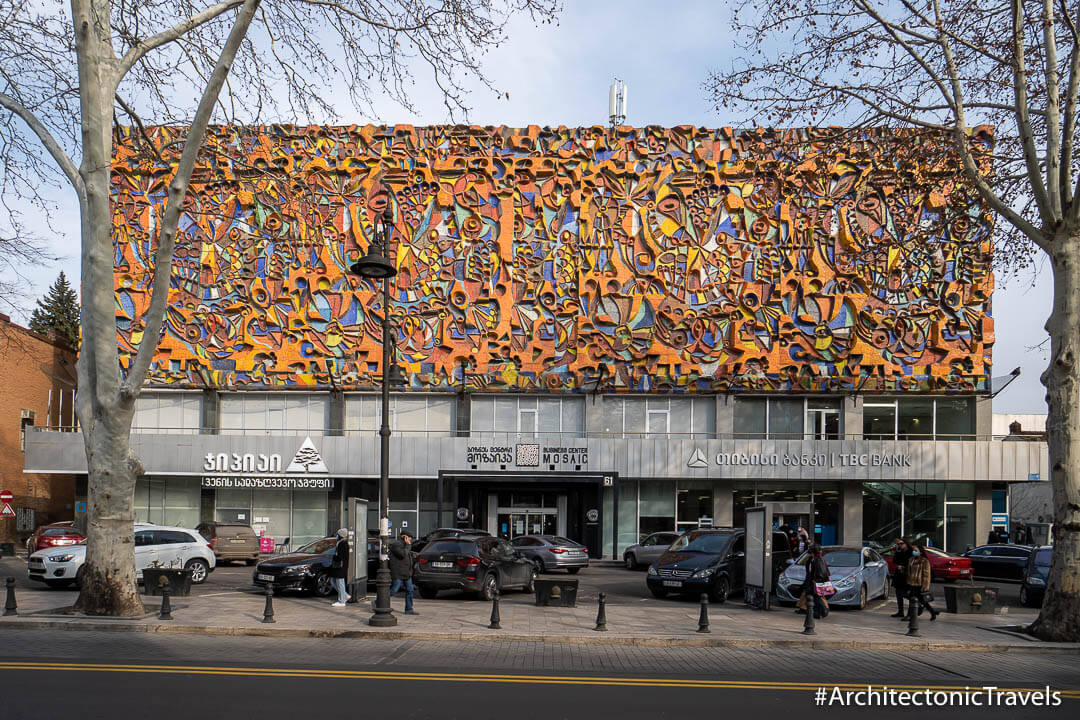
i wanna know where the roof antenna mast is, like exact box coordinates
[608,78,628,129]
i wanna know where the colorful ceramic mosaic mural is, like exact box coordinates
[111,124,994,392]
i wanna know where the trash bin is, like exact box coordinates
[943,584,998,614]
[534,578,578,607]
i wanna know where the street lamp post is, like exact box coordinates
[350,199,398,627]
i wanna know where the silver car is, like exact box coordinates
[509,535,589,573]
[775,545,890,609]
[622,532,680,570]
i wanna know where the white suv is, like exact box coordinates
[28,523,216,589]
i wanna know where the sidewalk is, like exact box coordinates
[3,580,1076,653]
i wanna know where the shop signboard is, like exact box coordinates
[465,443,589,469]
[200,436,334,490]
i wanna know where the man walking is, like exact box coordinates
[389,529,418,615]
[330,528,350,607]
[890,538,913,618]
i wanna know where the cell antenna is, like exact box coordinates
[608,78,627,128]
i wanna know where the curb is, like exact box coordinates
[3,618,1079,653]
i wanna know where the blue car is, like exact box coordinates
[776,545,891,610]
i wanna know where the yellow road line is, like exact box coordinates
[0,662,1076,696]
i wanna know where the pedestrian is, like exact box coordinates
[389,529,418,615]
[890,537,913,618]
[796,526,810,555]
[330,528,350,607]
[906,544,939,621]
[801,543,832,620]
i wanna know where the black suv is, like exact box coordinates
[646,529,746,603]
[414,535,536,600]
[412,527,491,553]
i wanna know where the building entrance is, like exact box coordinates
[497,508,558,539]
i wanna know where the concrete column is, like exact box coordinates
[716,394,733,438]
[713,479,734,527]
[843,395,862,440]
[841,480,863,545]
[975,483,992,548]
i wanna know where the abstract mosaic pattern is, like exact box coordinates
[112,125,994,392]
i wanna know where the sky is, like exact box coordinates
[1,0,1051,415]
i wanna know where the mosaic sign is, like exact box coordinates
[111,124,993,393]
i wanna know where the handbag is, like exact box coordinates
[815,581,836,597]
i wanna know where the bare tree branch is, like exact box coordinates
[0,91,85,200]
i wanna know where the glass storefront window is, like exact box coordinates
[618,479,639,547]
[292,491,328,549]
[389,477,417,510]
[733,398,766,439]
[164,478,200,528]
[732,482,756,530]
[862,482,902,546]
[812,484,840,545]
[904,482,945,549]
[944,502,975,553]
[768,399,804,439]
[898,399,934,440]
[755,483,811,504]
[936,398,975,440]
[638,480,674,534]
[252,489,291,546]
[863,403,896,440]
[676,484,713,528]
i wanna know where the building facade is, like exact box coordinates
[1,313,78,548]
[24,124,1046,555]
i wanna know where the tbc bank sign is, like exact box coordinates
[686,448,913,469]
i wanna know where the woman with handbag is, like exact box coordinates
[906,544,939,621]
[802,544,833,620]
[330,528,350,608]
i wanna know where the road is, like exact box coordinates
[1,628,1077,719]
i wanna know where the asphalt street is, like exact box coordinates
[1,629,1077,719]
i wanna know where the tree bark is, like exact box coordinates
[1031,235,1080,642]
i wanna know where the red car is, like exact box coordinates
[883,546,972,582]
[25,523,85,554]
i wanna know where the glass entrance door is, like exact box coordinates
[498,510,557,539]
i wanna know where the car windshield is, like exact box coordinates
[424,540,477,554]
[668,532,733,554]
[295,538,337,554]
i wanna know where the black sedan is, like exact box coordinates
[646,529,745,603]
[1020,546,1053,607]
[412,527,491,553]
[414,535,536,600]
[253,536,379,596]
[961,543,1034,581]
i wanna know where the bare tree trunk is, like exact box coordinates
[1032,236,1080,642]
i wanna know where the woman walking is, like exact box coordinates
[802,543,832,620]
[330,528,350,608]
[906,544,939,621]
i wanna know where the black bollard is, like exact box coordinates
[906,592,920,637]
[158,577,173,621]
[262,584,276,624]
[696,593,711,633]
[802,595,816,635]
[594,592,608,632]
[488,589,501,630]
[4,577,16,616]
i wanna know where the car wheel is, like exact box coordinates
[533,559,545,574]
[883,577,891,601]
[566,567,580,575]
[45,580,73,590]
[75,566,85,590]
[313,571,334,597]
[479,573,498,601]
[624,554,638,570]
[708,575,730,604]
[857,584,868,610]
[649,587,668,599]
[418,585,439,600]
[524,568,537,593]
[185,558,210,584]
[1019,585,1030,607]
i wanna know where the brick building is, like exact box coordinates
[0,313,78,547]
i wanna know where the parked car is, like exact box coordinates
[961,543,1033,581]
[414,535,536,600]
[776,546,890,609]
[509,534,589,573]
[25,522,85,554]
[646,529,746,603]
[412,527,490,554]
[1019,546,1052,607]
[622,532,680,570]
[196,522,260,565]
[27,523,215,589]
[883,546,972,582]
[252,536,341,596]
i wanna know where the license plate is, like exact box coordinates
[431,562,453,569]
[662,580,683,587]
[257,573,275,582]
[230,539,247,544]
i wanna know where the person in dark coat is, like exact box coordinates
[907,544,939,621]
[389,530,418,615]
[801,544,831,620]
[330,528,350,607]
[890,538,913,618]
